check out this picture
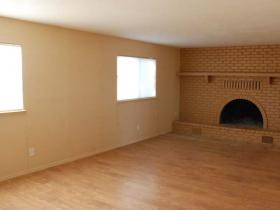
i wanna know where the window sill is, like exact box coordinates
[117,97,157,103]
[0,109,26,114]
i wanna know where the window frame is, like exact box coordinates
[0,42,25,114]
[116,55,157,103]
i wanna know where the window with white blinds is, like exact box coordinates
[0,44,24,112]
[117,56,156,101]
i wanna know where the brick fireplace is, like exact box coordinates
[174,45,280,145]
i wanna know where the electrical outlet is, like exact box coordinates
[28,147,36,157]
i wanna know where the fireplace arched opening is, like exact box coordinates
[220,99,264,128]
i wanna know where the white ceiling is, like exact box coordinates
[1,0,280,47]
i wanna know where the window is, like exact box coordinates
[117,56,156,101]
[0,44,24,112]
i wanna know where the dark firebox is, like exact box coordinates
[220,99,263,128]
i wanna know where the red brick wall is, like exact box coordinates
[180,45,280,131]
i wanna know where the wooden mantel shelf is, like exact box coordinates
[177,72,280,84]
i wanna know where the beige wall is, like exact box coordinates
[0,17,180,181]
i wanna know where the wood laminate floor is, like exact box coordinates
[1,134,280,210]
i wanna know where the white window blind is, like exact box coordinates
[0,44,24,112]
[117,56,156,101]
